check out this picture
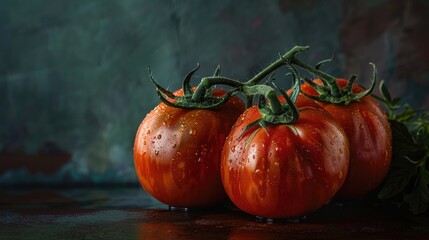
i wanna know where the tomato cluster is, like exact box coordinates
[134,46,392,219]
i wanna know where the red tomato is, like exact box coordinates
[134,88,245,208]
[295,79,392,199]
[221,104,349,218]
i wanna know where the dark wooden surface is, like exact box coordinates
[1,187,428,240]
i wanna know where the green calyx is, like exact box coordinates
[148,64,240,109]
[291,57,378,105]
[238,65,301,138]
[147,45,309,110]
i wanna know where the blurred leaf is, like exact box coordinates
[390,120,420,156]
[378,166,415,199]
[404,169,429,215]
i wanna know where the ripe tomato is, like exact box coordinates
[221,104,349,218]
[296,78,392,199]
[134,88,245,208]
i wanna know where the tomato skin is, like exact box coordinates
[134,89,245,208]
[297,79,392,199]
[221,105,349,218]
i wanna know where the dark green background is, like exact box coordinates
[1,0,428,185]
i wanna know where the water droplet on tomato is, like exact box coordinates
[146,130,151,135]
[189,129,196,135]
[172,143,177,148]
[231,145,236,152]
[275,147,279,151]
[252,154,255,159]
[157,134,162,139]
[155,150,160,156]
[274,161,279,166]
[197,157,202,162]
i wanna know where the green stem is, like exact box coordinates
[241,85,283,114]
[246,46,309,86]
[191,46,309,103]
[290,57,341,97]
[191,76,243,102]
[267,92,283,115]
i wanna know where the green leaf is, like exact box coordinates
[404,169,429,215]
[395,105,417,122]
[390,120,420,156]
[378,166,415,199]
[404,188,429,215]
[379,80,392,103]
[375,80,429,215]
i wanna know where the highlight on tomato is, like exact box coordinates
[134,66,245,208]
[221,69,350,219]
[286,57,392,199]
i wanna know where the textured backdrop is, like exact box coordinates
[1,0,428,185]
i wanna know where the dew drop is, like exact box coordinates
[157,134,162,139]
[252,154,255,159]
[274,161,279,166]
[275,147,279,151]
[231,145,236,152]
[146,130,151,135]
[172,143,177,148]
[189,129,196,135]
[155,150,160,156]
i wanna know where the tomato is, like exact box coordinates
[220,104,349,218]
[295,78,392,199]
[134,88,245,208]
